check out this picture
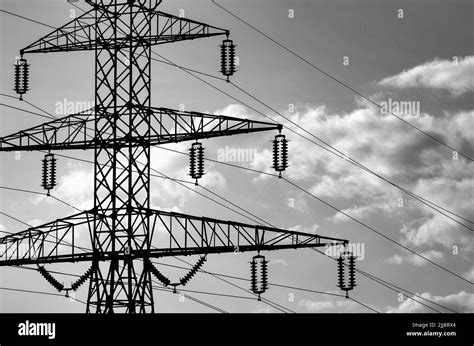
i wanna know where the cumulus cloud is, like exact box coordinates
[386,291,474,313]
[378,56,474,96]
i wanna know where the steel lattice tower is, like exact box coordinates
[0,0,349,313]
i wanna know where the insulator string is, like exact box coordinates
[272,134,289,177]
[180,256,207,286]
[219,39,236,81]
[70,264,95,291]
[250,254,269,300]
[147,259,171,286]
[41,153,57,195]
[189,142,205,184]
[37,265,64,292]
[13,58,29,100]
[336,251,357,298]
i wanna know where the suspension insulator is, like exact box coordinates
[180,256,206,286]
[14,57,29,100]
[41,153,57,195]
[272,134,289,178]
[70,264,95,291]
[219,39,237,81]
[336,250,357,298]
[250,254,269,300]
[148,259,171,286]
[189,142,204,185]
[38,266,64,292]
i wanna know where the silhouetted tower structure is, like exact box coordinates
[0,0,349,313]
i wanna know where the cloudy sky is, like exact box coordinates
[0,0,473,313]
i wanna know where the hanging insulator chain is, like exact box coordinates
[13,57,29,100]
[189,142,205,185]
[250,260,258,293]
[272,134,289,178]
[41,153,57,195]
[336,251,357,298]
[219,39,237,81]
[37,266,64,292]
[180,256,207,286]
[348,255,357,289]
[250,254,269,300]
[70,264,95,291]
[147,259,171,286]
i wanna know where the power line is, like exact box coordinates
[0,286,87,305]
[211,0,473,162]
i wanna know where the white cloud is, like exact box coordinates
[378,56,474,96]
[386,291,474,313]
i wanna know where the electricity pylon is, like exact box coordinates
[0,0,349,313]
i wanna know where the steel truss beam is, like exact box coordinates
[0,208,347,266]
[0,106,281,152]
[21,2,228,55]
